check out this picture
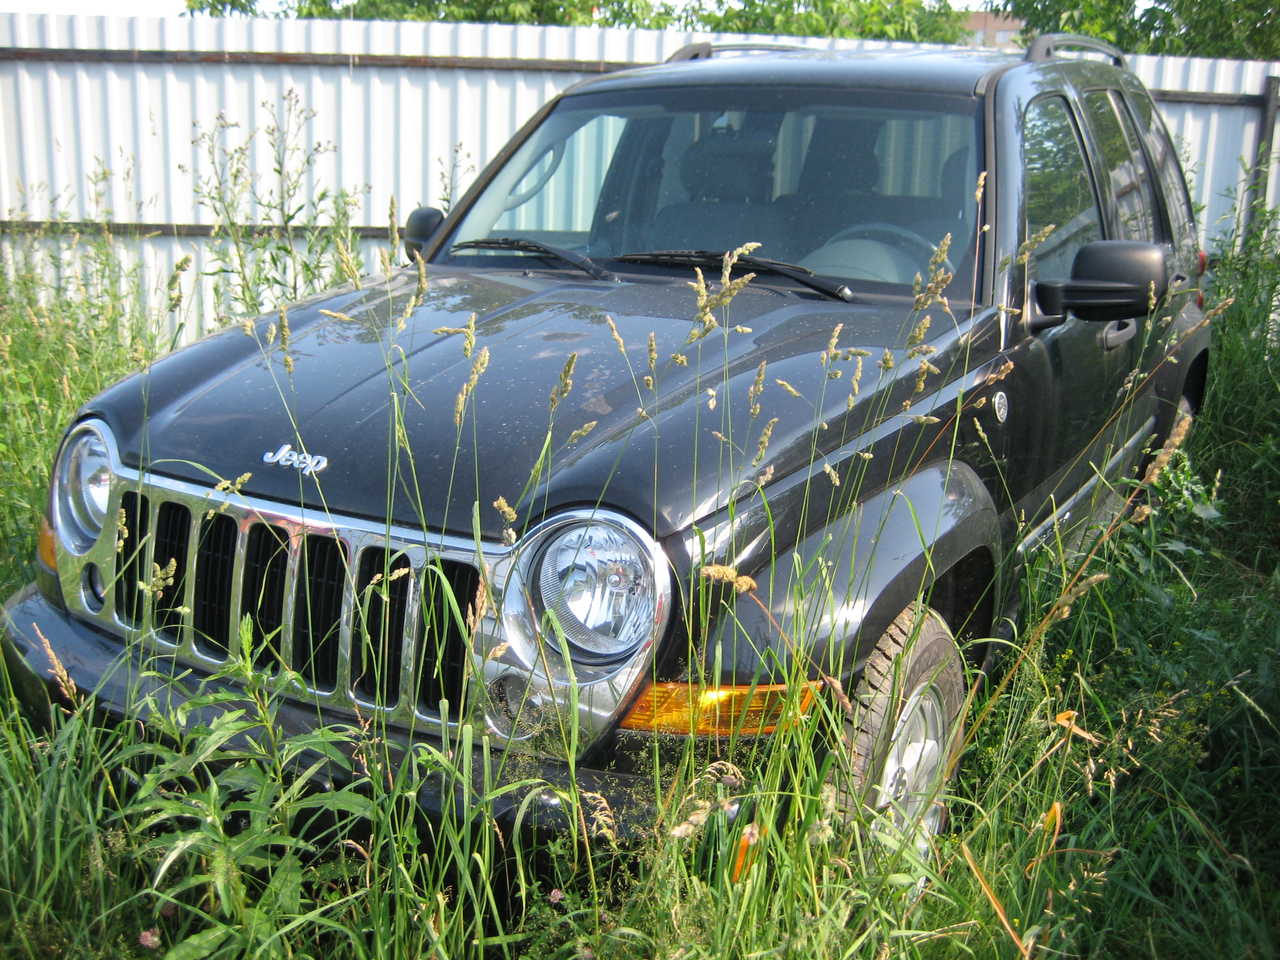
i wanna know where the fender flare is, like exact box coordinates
[699,460,1001,684]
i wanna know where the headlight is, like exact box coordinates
[503,511,669,668]
[53,422,114,553]
[536,523,655,662]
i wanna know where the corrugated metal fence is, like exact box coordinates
[1,13,1277,335]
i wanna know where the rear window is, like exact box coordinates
[1082,89,1160,243]
[1126,88,1199,261]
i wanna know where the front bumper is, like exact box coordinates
[1,584,658,840]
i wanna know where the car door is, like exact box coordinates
[1077,87,1167,436]
[1009,92,1135,528]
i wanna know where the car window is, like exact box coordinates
[1023,96,1103,280]
[1126,88,1199,263]
[1081,90,1160,242]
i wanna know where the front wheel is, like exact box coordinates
[832,604,966,859]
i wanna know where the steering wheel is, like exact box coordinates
[824,223,956,275]
[503,142,566,211]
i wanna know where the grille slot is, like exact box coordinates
[352,549,412,707]
[295,535,347,692]
[114,491,150,627]
[417,560,481,717]
[241,524,289,669]
[192,513,238,658]
[153,501,192,640]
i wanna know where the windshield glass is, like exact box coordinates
[442,85,984,300]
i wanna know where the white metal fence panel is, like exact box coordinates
[1129,53,1280,231]
[1,13,1277,336]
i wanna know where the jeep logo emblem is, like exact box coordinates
[262,443,329,476]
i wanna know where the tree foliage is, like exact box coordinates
[997,0,1280,60]
[185,0,968,44]
[689,0,967,42]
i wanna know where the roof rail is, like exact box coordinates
[1025,33,1126,68]
[665,41,811,63]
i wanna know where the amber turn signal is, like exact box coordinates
[37,515,57,571]
[619,681,818,736]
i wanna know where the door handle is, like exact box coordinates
[1102,318,1137,350]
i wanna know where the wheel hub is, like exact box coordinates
[873,681,948,857]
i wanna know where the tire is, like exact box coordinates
[831,604,966,856]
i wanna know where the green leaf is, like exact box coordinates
[163,924,233,960]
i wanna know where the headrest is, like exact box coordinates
[799,118,881,195]
[680,130,775,203]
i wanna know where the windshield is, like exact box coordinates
[442,85,984,300]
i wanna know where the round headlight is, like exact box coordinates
[529,518,663,664]
[55,423,113,552]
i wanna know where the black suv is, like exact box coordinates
[3,36,1207,843]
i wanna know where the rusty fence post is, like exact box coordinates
[1244,75,1280,237]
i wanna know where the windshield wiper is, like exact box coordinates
[616,250,856,303]
[450,237,618,282]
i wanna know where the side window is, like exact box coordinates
[1081,90,1160,242]
[1127,88,1199,262]
[1023,96,1103,280]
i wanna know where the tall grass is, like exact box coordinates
[1192,201,1280,573]
[0,221,162,598]
[1,160,1277,958]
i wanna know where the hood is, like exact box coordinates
[91,265,935,541]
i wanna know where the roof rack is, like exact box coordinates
[665,41,811,63]
[1025,33,1126,68]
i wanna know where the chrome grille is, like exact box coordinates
[68,470,492,727]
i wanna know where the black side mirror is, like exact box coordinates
[404,206,445,263]
[1034,240,1168,327]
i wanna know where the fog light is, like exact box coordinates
[486,674,546,740]
[82,563,106,611]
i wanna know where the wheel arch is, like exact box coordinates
[1181,348,1209,413]
[699,460,1004,686]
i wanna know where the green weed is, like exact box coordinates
[0,153,1276,960]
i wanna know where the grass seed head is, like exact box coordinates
[567,420,598,444]
[701,564,757,594]
[606,315,627,355]
[753,417,778,467]
[775,379,802,399]
[35,623,77,706]
[822,322,844,365]
[492,496,517,525]
[748,360,767,418]
[549,352,578,413]
[433,312,477,358]
[1142,414,1192,486]
[453,345,490,426]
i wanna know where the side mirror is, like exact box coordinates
[404,206,445,263]
[1034,240,1168,327]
